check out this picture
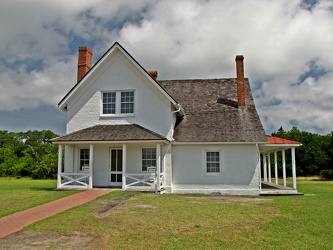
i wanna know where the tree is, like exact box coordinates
[0,130,58,179]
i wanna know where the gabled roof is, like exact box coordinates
[159,78,267,143]
[51,124,166,142]
[58,42,178,111]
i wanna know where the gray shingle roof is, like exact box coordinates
[159,78,267,143]
[51,124,166,142]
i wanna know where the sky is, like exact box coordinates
[0,0,332,136]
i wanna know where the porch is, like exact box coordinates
[259,136,302,195]
[56,143,167,193]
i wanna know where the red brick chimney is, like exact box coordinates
[77,46,93,82]
[148,70,158,80]
[235,55,245,107]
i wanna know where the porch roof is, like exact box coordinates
[51,124,167,143]
[259,135,302,153]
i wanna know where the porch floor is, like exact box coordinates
[260,182,303,196]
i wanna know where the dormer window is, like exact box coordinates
[101,90,134,116]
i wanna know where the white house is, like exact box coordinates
[52,42,301,195]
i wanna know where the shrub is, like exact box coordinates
[320,169,333,179]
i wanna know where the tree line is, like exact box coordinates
[0,130,58,179]
[0,127,332,179]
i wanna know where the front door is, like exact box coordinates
[109,149,122,187]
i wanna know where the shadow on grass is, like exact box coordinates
[29,187,58,191]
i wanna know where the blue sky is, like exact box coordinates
[0,0,332,135]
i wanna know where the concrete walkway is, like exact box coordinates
[0,189,112,239]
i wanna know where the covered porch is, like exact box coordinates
[51,124,171,193]
[55,143,167,193]
[259,136,302,195]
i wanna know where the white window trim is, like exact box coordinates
[205,149,222,176]
[100,90,135,117]
[141,147,157,172]
[79,147,90,171]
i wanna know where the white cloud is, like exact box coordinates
[0,0,333,134]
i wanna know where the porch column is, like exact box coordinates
[89,144,93,189]
[268,153,272,183]
[258,152,262,190]
[156,143,161,192]
[57,145,63,189]
[263,154,267,182]
[291,147,297,189]
[282,149,287,187]
[122,144,127,190]
[274,151,278,185]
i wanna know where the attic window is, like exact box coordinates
[101,90,134,115]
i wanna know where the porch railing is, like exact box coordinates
[58,173,90,189]
[124,172,164,192]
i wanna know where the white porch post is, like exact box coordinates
[291,147,297,189]
[122,144,127,190]
[57,145,63,189]
[274,151,278,185]
[268,153,272,183]
[258,152,262,190]
[156,143,161,192]
[282,149,287,187]
[263,154,267,182]
[89,144,93,189]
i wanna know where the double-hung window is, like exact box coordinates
[121,91,134,114]
[102,91,134,115]
[80,148,90,171]
[206,151,220,173]
[142,148,156,171]
[103,92,116,114]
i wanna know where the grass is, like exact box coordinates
[0,177,81,217]
[22,179,332,249]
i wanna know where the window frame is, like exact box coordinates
[141,148,156,172]
[101,90,135,116]
[102,92,116,114]
[79,148,90,171]
[205,150,221,175]
[120,91,134,114]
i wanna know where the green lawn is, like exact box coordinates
[0,178,81,217]
[23,180,332,249]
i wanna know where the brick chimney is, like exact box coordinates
[77,46,93,82]
[148,70,158,80]
[235,55,245,107]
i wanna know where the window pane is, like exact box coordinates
[142,148,156,171]
[117,150,123,171]
[102,92,116,114]
[121,91,134,114]
[80,149,89,170]
[111,150,117,171]
[117,174,122,182]
[206,151,220,173]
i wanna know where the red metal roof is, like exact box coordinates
[266,135,301,145]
